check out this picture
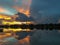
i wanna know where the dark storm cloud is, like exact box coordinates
[31,0,60,24]
[30,0,60,45]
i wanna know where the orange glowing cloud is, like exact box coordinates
[13,6,30,17]
[19,36,30,45]
[13,0,32,17]
[0,7,7,13]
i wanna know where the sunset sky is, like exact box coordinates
[0,0,60,45]
[0,0,31,16]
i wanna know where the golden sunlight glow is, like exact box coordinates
[5,33,12,37]
[3,28,30,32]
[0,33,12,39]
[0,14,11,20]
[2,21,31,33]
[2,21,32,25]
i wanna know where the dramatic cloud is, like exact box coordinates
[0,0,32,16]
